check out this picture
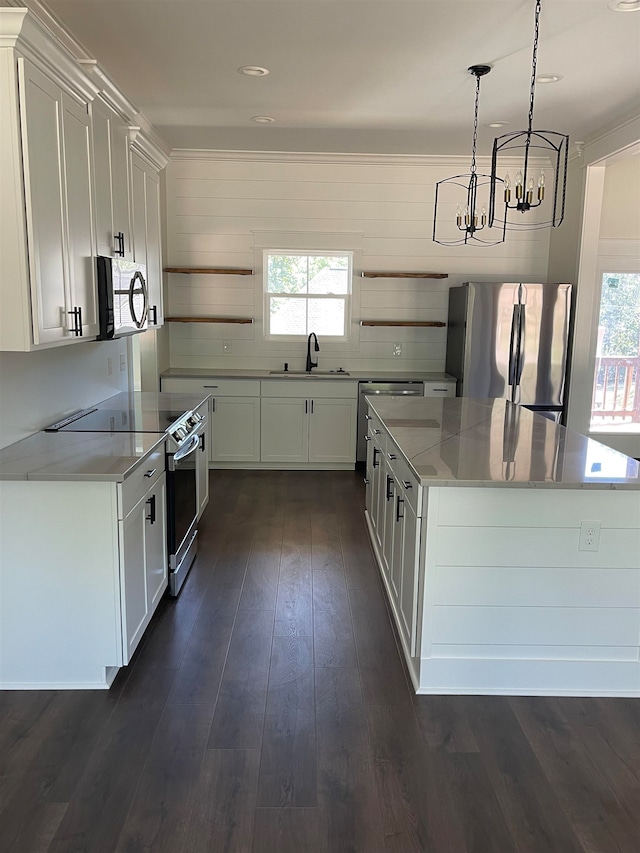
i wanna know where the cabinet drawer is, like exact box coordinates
[119,446,165,519]
[387,441,421,515]
[261,379,357,399]
[162,377,260,397]
[368,416,386,457]
[424,382,456,397]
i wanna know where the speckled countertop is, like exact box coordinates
[368,397,640,490]
[161,367,455,383]
[0,391,209,482]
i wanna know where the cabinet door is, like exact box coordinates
[308,398,357,464]
[372,442,384,548]
[196,430,209,517]
[390,484,403,604]
[261,397,308,463]
[121,498,149,663]
[364,436,374,519]
[92,97,132,260]
[18,60,68,345]
[131,152,164,328]
[145,475,168,612]
[60,92,98,338]
[399,499,419,656]
[382,462,396,583]
[211,397,261,463]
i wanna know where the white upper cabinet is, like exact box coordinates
[92,96,132,261]
[131,151,164,328]
[0,8,169,351]
[0,48,98,349]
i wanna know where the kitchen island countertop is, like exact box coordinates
[368,397,640,490]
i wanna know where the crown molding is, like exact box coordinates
[169,148,551,169]
[3,0,92,59]
[78,61,138,123]
[0,8,98,101]
[582,113,640,166]
[129,124,171,171]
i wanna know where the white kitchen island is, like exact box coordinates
[364,397,640,697]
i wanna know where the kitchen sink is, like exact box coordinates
[269,370,350,376]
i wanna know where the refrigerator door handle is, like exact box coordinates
[508,305,520,388]
[516,305,526,386]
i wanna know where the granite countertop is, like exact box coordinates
[0,391,209,482]
[161,367,455,383]
[368,397,640,490]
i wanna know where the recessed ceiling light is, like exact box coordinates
[238,65,270,76]
[485,121,509,128]
[251,115,275,123]
[608,0,640,11]
[537,73,563,83]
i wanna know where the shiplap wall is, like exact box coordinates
[165,152,550,373]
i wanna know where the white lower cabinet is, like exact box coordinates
[260,380,357,466]
[365,416,423,661]
[0,448,168,688]
[211,397,261,463]
[120,473,167,661]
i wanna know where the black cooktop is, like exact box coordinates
[46,406,186,434]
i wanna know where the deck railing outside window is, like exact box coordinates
[591,355,640,424]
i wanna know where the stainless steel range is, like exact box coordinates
[45,396,206,596]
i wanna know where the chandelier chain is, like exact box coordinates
[470,73,481,174]
[527,0,541,135]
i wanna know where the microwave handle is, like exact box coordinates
[129,270,149,329]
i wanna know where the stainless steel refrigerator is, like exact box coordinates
[445,282,572,421]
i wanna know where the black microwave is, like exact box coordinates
[96,256,149,340]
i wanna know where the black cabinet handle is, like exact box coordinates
[68,306,82,336]
[396,495,404,522]
[364,435,371,442]
[114,231,125,257]
[363,477,370,485]
[387,452,396,461]
[199,433,205,452]
[373,447,380,468]
[150,305,158,326]
[386,474,394,501]
[365,414,372,420]
[146,494,156,524]
[144,469,156,478]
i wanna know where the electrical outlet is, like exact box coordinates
[223,340,232,353]
[579,520,601,552]
[392,343,402,357]
[107,357,113,376]
[119,353,126,372]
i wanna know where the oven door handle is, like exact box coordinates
[172,433,200,462]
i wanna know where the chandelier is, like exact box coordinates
[488,0,569,230]
[433,65,506,246]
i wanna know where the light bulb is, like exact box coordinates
[516,171,523,188]
[481,205,487,226]
[456,204,463,226]
[538,170,545,201]
[504,173,512,203]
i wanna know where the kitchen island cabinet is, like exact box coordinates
[365,397,640,697]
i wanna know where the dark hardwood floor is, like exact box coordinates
[1,470,639,852]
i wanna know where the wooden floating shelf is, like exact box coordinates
[166,317,254,324]
[360,320,446,327]
[361,271,448,279]
[164,267,253,275]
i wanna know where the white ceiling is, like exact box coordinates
[41,0,640,155]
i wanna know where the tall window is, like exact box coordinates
[590,271,640,432]
[264,252,351,338]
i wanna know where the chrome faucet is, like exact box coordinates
[306,332,319,372]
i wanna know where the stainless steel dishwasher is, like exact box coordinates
[356,381,424,462]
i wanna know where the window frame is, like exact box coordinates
[262,249,353,342]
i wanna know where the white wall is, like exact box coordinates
[165,152,550,374]
[600,156,640,240]
[0,338,129,449]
